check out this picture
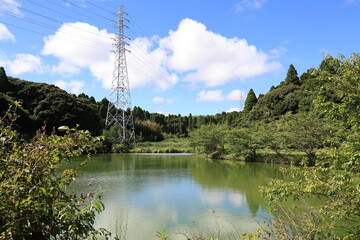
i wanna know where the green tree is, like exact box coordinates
[244,89,257,112]
[249,84,300,121]
[285,64,300,85]
[0,106,109,239]
[225,127,261,161]
[281,112,329,166]
[135,119,164,142]
[256,121,286,158]
[0,67,9,93]
[189,124,227,159]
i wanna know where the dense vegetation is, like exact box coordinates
[1,53,359,239]
[0,106,110,239]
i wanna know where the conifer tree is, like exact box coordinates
[0,67,9,92]
[244,89,257,112]
[285,64,300,85]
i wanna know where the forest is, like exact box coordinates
[0,53,359,239]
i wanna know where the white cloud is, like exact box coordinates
[152,96,173,104]
[42,22,115,87]
[0,24,15,42]
[196,89,248,103]
[269,47,287,59]
[42,22,179,91]
[235,0,267,12]
[196,90,224,102]
[0,53,46,75]
[226,89,246,101]
[42,19,281,92]
[160,18,281,87]
[226,107,241,113]
[0,0,23,17]
[54,80,85,94]
[127,37,179,90]
[9,54,43,75]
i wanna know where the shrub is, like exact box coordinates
[0,106,110,239]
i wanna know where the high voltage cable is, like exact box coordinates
[129,52,173,86]
[84,0,114,14]
[0,9,113,49]
[3,0,113,43]
[25,0,81,23]
[61,0,113,22]
[0,20,113,52]
[0,20,49,38]
[128,15,151,39]
[45,0,113,28]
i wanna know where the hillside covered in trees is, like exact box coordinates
[0,54,359,149]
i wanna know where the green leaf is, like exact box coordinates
[58,126,70,131]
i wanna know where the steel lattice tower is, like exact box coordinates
[105,5,135,143]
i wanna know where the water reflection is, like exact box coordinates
[63,154,281,239]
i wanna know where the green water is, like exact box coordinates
[64,153,283,240]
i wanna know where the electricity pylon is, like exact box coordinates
[105,5,135,143]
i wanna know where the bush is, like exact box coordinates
[0,106,109,239]
[112,140,132,153]
[93,139,112,153]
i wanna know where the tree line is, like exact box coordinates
[1,67,233,142]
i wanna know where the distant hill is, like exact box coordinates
[0,68,101,136]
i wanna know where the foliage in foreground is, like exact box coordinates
[0,105,110,240]
[260,54,360,239]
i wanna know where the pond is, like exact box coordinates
[64,153,283,239]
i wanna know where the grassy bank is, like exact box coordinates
[132,138,305,166]
[224,150,306,165]
[132,137,193,153]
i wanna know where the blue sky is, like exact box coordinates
[0,0,359,116]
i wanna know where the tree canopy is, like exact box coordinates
[285,64,300,85]
[243,89,257,112]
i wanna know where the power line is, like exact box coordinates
[45,0,113,28]
[0,20,49,38]
[13,0,113,42]
[0,9,113,50]
[84,0,114,14]
[61,0,113,22]
[0,20,113,52]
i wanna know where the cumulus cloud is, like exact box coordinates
[226,107,241,113]
[0,24,15,42]
[42,22,114,80]
[226,89,246,101]
[152,96,173,104]
[235,0,267,12]
[127,37,179,90]
[196,89,247,103]
[160,18,281,87]
[196,90,225,102]
[54,80,85,94]
[0,53,46,75]
[42,22,178,90]
[42,19,281,92]
[0,0,23,17]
